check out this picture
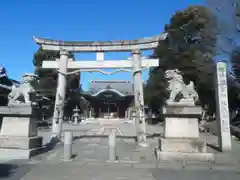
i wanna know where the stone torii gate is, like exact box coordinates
[33,33,167,142]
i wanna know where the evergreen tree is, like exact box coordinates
[145,6,218,113]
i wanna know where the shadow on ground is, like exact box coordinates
[34,136,63,159]
[73,135,136,140]
[0,163,18,178]
[147,133,163,138]
[0,162,34,179]
[73,132,163,140]
[207,143,221,152]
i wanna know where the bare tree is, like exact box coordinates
[205,0,240,56]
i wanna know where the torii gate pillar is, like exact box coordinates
[33,33,168,141]
[132,49,146,143]
[52,50,69,138]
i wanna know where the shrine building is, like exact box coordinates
[83,80,134,118]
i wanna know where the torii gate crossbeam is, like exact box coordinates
[33,33,167,144]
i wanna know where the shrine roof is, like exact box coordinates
[87,80,133,97]
[0,77,19,94]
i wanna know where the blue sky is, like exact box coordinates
[0,0,203,90]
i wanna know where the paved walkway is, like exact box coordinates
[1,122,240,180]
[19,164,240,180]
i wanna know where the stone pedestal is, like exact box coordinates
[0,106,43,160]
[156,105,214,161]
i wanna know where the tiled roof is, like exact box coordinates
[88,80,133,96]
[0,76,19,88]
[0,76,19,94]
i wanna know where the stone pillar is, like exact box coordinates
[108,130,116,161]
[215,61,231,151]
[64,131,73,161]
[52,50,69,139]
[132,49,146,143]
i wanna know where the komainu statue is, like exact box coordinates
[165,69,198,105]
[8,73,39,106]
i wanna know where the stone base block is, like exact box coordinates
[155,149,214,162]
[159,138,207,153]
[163,105,202,117]
[0,136,42,149]
[0,147,43,160]
[0,117,37,137]
[0,106,33,116]
[164,117,199,138]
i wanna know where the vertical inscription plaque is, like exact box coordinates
[215,62,231,151]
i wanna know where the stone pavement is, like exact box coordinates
[1,122,240,180]
[18,164,240,180]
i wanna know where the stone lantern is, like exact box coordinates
[72,106,80,124]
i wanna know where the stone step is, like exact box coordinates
[158,138,207,153]
[155,149,214,162]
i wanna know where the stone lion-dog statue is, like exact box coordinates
[165,69,198,105]
[8,73,39,106]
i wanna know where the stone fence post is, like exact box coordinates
[64,131,73,161]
